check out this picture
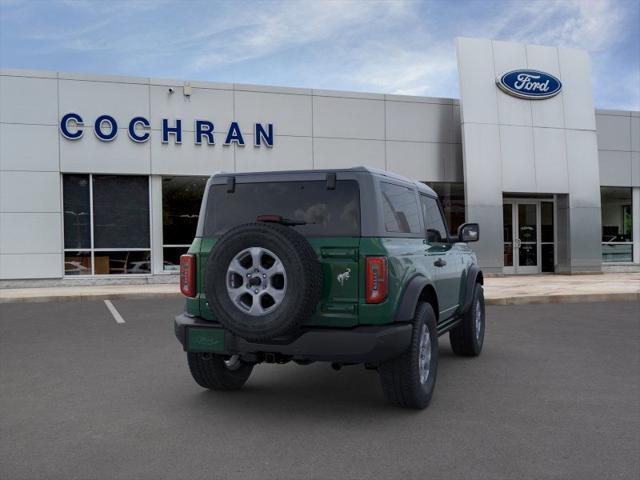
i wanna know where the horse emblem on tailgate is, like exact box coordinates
[337,268,351,286]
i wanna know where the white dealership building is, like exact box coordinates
[0,37,639,284]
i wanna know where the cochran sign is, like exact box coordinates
[59,113,274,147]
[496,69,562,100]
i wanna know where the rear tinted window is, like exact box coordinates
[380,182,421,234]
[204,180,360,237]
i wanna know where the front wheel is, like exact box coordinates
[378,302,438,409]
[187,352,253,390]
[449,283,485,356]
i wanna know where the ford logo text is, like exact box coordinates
[496,69,562,100]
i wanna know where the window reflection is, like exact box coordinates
[162,176,208,271]
[62,174,152,275]
[425,182,465,235]
[601,187,633,263]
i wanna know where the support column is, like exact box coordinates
[150,175,164,275]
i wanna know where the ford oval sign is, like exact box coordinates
[496,69,562,100]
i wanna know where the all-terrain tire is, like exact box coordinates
[205,222,322,342]
[187,353,253,390]
[449,283,485,356]
[378,302,438,409]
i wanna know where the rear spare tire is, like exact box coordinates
[205,222,322,342]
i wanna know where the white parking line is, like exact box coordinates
[104,300,125,324]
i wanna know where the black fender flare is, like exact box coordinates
[461,265,484,314]
[395,275,433,323]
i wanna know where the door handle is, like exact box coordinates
[434,258,447,268]
[515,238,522,248]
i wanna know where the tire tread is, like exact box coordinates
[379,302,438,409]
[449,284,484,357]
[187,353,253,390]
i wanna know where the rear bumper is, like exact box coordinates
[174,313,412,364]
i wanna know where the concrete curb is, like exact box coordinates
[0,291,181,304]
[485,292,640,305]
[1,291,638,305]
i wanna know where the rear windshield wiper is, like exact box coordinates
[256,214,309,226]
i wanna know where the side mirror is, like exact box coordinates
[458,223,479,242]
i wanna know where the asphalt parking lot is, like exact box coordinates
[1,299,638,480]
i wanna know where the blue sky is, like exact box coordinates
[1,0,638,109]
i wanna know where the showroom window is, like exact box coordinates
[63,174,151,275]
[425,182,465,236]
[162,176,208,271]
[601,187,633,263]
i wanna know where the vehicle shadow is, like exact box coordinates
[180,340,461,423]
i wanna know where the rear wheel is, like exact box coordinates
[378,302,438,409]
[187,352,253,390]
[449,283,485,356]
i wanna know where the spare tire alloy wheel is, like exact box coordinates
[205,222,322,342]
[226,247,287,316]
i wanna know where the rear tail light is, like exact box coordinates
[366,256,388,304]
[180,254,196,298]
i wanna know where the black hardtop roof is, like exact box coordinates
[210,166,437,197]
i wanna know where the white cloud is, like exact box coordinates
[187,1,414,72]
[491,0,626,51]
[337,46,458,97]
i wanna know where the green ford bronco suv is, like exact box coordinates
[174,167,484,409]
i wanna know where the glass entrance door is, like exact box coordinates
[516,203,539,273]
[503,200,555,274]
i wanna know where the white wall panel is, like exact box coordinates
[61,129,150,174]
[596,114,631,151]
[149,86,233,132]
[0,171,60,212]
[0,212,61,254]
[61,72,148,85]
[558,48,596,131]
[631,152,640,187]
[386,101,452,143]
[235,91,312,137]
[632,116,640,152]
[59,79,150,126]
[0,253,62,279]
[500,125,536,192]
[0,124,59,171]
[492,40,531,127]
[526,44,565,129]
[565,130,600,207]
[314,89,383,100]
[533,127,568,193]
[452,106,462,143]
[0,75,58,125]
[456,38,498,125]
[151,133,234,176]
[237,83,309,95]
[313,96,384,139]
[314,138,384,170]
[598,150,632,186]
[386,141,445,181]
[236,136,312,172]
[445,143,464,182]
[462,123,502,205]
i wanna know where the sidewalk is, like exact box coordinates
[1,273,638,305]
[484,273,640,305]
